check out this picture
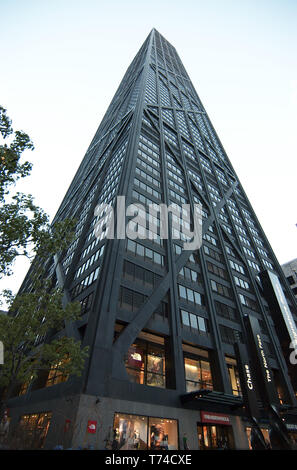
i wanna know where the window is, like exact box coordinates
[234,276,250,290]
[178,266,202,284]
[184,356,213,392]
[123,260,161,289]
[118,287,147,312]
[134,177,161,199]
[15,412,52,449]
[229,260,245,275]
[71,265,100,298]
[203,233,217,246]
[80,292,94,315]
[112,413,178,450]
[226,357,242,396]
[207,261,228,280]
[215,301,237,321]
[126,239,165,266]
[181,309,209,335]
[45,357,70,387]
[178,284,204,306]
[125,339,165,389]
[239,294,258,311]
[220,326,242,345]
[204,245,223,263]
[210,280,231,298]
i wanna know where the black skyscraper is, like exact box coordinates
[6,29,297,450]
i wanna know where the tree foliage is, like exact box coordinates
[0,106,88,420]
[0,105,76,278]
[0,284,88,392]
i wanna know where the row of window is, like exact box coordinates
[135,167,160,188]
[181,309,208,335]
[207,261,228,280]
[211,279,231,299]
[71,266,100,298]
[234,276,250,291]
[123,260,162,289]
[134,177,161,200]
[136,157,160,178]
[126,239,165,266]
[75,245,105,279]
[179,266,202,284]
[178,284,204,306]
[138,148,160,168]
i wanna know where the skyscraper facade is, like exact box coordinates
[6,29,297,450]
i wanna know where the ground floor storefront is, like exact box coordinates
[5,394,297,450]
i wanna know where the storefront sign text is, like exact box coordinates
[201,411,231,425]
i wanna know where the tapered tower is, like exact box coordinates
[8,29,297,451]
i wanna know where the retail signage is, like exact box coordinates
[234,342,260,418]
[87,420,97,434]
[127,347,143,368]
[260,270,297,349]
[244,315,279,405]
[200,411,231,426]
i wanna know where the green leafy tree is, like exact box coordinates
[0,105,77,277]
[0,284,88,420]
[0,106,88,424]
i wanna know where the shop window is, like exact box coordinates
[14,412,52,449]
[226,357,242,396]
[112,413,178,450]
[198,423,234,450]
[125,339,166,388]
[184,354,213,392]
[245,427,271,450]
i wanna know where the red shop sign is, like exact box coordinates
[87,420,97,434]
[200,411,231,426]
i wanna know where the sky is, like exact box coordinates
[1,0,297,299]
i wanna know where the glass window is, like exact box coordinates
[189,313,198,329]
[45,357,69,388]
[198,316,206,333]
[181,310,190,327]
[184,356,213,392]
[179,285,187,299]
[15,412,52,449]
[112,413,178,450]
[125,340,166,389]
[226,357,241,396]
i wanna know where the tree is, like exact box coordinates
[0,284,88,419]
[0,105,76,278]
[0,107,89,430]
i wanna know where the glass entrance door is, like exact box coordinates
[197,424,234,450]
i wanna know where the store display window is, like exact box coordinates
[125,339,166,388]
[14,412,52,449]
[113,413,178,450]
[245,426,271,449]
[198,423,234,450]
[226,356,242,396]
[184,356,213,392]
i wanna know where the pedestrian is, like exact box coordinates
[183,433,189,450]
